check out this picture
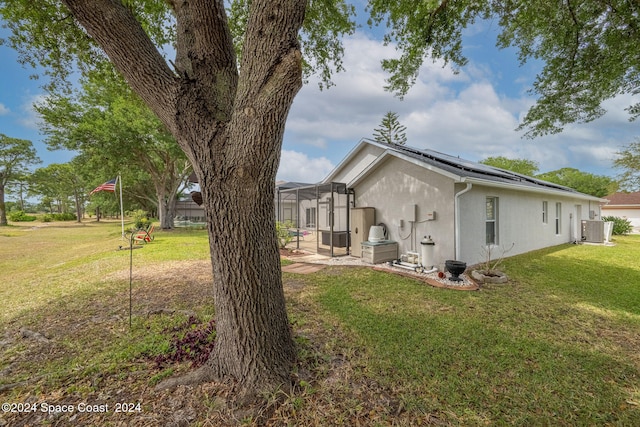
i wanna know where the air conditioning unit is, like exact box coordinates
[581,220,604,243]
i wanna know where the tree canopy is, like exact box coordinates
[2,1,638,136]
[480,156,619,197]
[367,0,640,136]
[0,134,41,225]
[30,160,86,220]
[614,140,640,191]
[480,156,540,177]
[536,167,618,198]
[36,65,192,228]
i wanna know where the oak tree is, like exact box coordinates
[37,67,192,229]
[0,134,40,226]
[614,140,640,191]
[30,161,86,219]
[1,0,355,398]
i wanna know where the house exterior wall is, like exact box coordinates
[331,143,386,184]
[352,156,457,266]
[318,192,349,231]
[458,185,603,266]
[294,192,349,231]
[601,206,640,230]
[298,198,317,228]
[175,200,205,221]
[276,199,298,224]
[321,140,607,262]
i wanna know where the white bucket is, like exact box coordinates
[368,225,385,242]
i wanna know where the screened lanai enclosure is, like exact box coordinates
[276,182,352,257]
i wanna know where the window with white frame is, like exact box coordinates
[555,202,562,234]
[486,197,498,245]
[542,201,548,224]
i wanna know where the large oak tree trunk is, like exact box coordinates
[61,0,306,396]
[200,163,294,391]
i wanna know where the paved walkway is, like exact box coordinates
[281,263,326,274]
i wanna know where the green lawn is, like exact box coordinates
[1,220,638,426]
[306,237,640,425]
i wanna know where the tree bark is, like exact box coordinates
[73,189,82,222]
[61,0,306,396]
[0,184,7,226]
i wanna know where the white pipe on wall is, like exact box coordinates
[454,182,473,261]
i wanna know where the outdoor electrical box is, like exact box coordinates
[403,204,417,223]
[426,211,436,221]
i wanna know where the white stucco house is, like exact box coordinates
[286,139,606,266]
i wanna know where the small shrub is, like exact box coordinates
[602,216,633,235]
[52,213,77,221]
[129,209,150,229]
[40,213,76,222]
[276,220,295,249]
[478,242,514,274]
[8,211,37,222]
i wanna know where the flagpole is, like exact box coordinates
[118,175,125,239]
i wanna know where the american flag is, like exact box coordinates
[90,178,117,195]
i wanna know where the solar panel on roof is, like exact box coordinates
[385,143,577,193]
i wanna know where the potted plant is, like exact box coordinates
[471,243,513,284]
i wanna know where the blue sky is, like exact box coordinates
[1,17,638,191]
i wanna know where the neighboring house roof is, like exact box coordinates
[603,191,640,207]
[276,181,313,190]
[324,139,605,202]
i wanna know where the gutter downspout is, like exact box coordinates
[454,182,473,261]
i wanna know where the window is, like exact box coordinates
[305,207,316,228]
[486,197,498,245]
[542,201,548,224]
[555,202,562,234]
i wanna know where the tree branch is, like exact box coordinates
[61,0,178,132]
[237,0,306,105]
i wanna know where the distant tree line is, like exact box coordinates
[479,156,632,198]
[1,70,194,228]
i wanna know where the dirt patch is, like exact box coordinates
[279,248,309,258]
[107,260,214,315]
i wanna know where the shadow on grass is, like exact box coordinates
[316,272,640,425]
[500,241,640,316]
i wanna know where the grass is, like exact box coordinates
[312,270,638,424]
[1,220,639,425]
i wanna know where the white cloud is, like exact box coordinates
[18,94,46,129]
[277,150,335,183]
[286,33,468,150]
[0,103,9,115]
[283,30,637,179]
